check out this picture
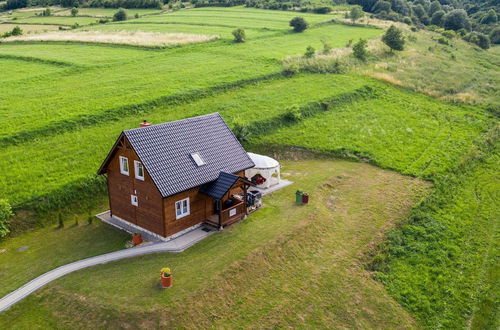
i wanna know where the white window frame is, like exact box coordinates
[175,197,190,219]
[131,195,138,206]
[134,160,145,181]
[119,156,129,175]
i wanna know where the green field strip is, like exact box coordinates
[0,74,370,207]
[14,16,101,26]
[254,83,490,179]
[372,130,500,328]
[0,23,380,138]
[83,22,284,40]
[0,73,281,148]
[0,53,83,68]
[0,39,280,138]
[94,20,283,31]
[243,85,377,138]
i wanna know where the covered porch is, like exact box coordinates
[200,172,253,229]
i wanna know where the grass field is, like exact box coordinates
[0,6,498,329]
[0,23,60,33]
[14,16,101,26]
[363,29,500,108]
[55,8,163,17]
[0,159,429,328]
[3,30,219,47]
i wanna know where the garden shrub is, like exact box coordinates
[0,200,13,238]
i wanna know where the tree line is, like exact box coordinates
[347,0,499,45]
[2,0,163,10]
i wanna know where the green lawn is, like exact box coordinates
[0,159,429,328]
[0,214,128,298]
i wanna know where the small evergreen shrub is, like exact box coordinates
[304,45,315,58]
[352,38,368,61]
[11,25,22,36]
[382,25,405,51]
[289,16,308,32]
[113,8,127,21]
[349,5,363,23]
[321,39,332,54]
[232,28,245,43]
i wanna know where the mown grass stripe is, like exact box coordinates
[0,53,83,68]
[244,85,377,137]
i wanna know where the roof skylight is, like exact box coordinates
[191,153,206,166]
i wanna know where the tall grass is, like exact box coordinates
[3,31,219,47]
[371,125,499,328]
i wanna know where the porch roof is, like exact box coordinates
[200,172,252,200]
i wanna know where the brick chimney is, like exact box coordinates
[140,120,151,128]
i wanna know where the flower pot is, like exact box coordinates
[132,233,143,246]
[161,273,173,288]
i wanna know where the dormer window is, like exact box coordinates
[134,161,144,180]
[191,153,205,166]
[119,156,129,175]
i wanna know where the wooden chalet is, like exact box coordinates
[97,113,255,239]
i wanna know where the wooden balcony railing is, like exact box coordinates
[220,201,245,226]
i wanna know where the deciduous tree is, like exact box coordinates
[382,25,405,51]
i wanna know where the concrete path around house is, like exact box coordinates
[0,226,214,313]
[252,179,294,196]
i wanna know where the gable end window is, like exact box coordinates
[119,156,129,175]
[175,198,190,219]
[134,160,145,180]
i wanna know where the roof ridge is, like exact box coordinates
[123,112,221,133]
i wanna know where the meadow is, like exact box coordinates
[0,5,498,329]
[0,159,429,328]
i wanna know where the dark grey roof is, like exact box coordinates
[120,113,254,198]
[200,172,240,200]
